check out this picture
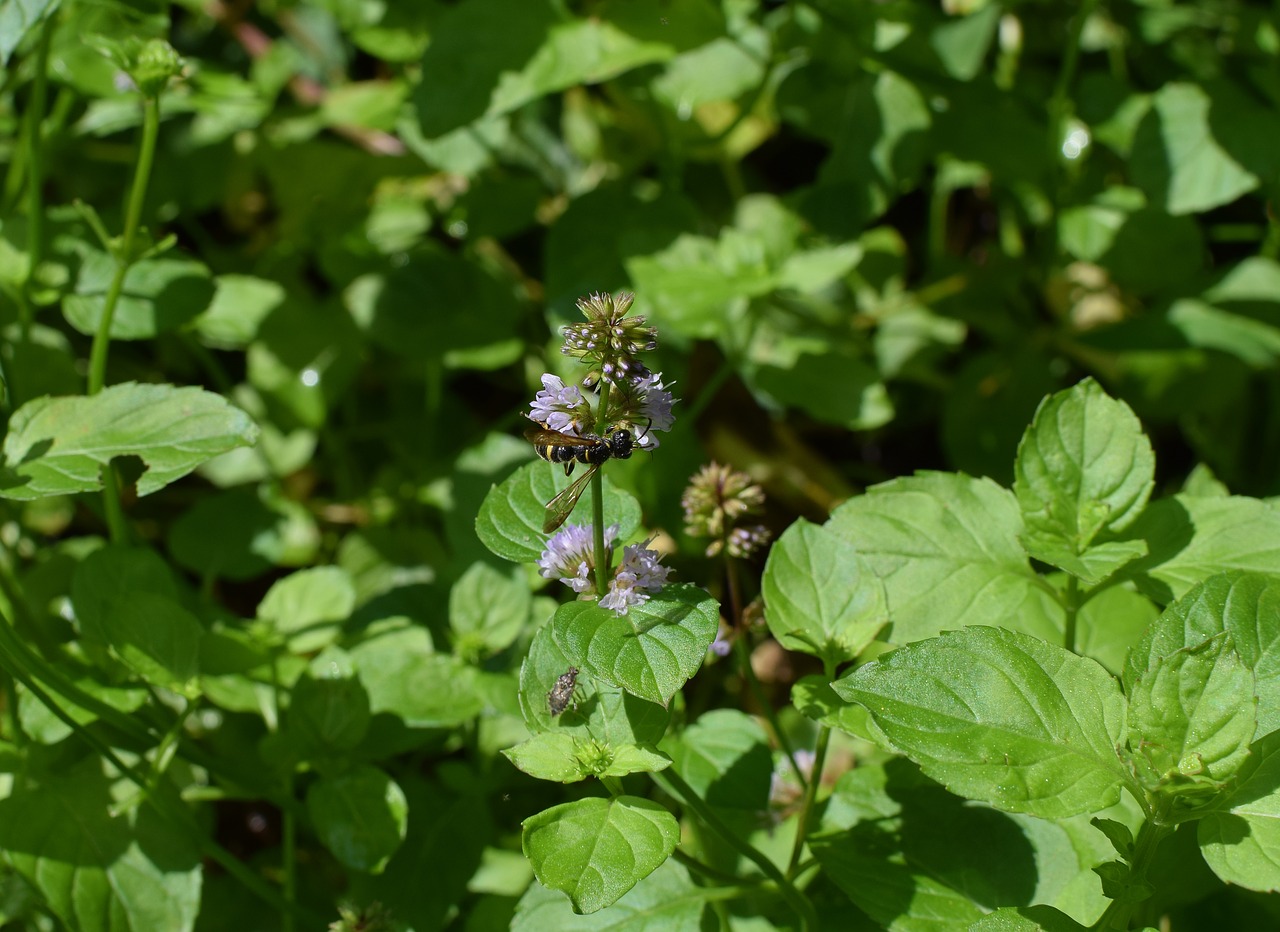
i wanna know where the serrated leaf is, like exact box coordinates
[1128,634,1255,791]
[0,382,258,501]
[257,565,356,653]
[306,765,407,874]
[503,732,671,783]
[522,796,679,914]
[512,858,706,931]
[1117,496,1280,603]
[967,905,1090,931]
[762,518,888,665]
[833,626,1129,819]
[1199,729,1280,892]
[476,460,642,564]
[0,759,201,932]
[669,709,772,811]
[827,472,1063,644]
[449,560,530,658]
[1124,572,1280,738]
[519,625,669,745]
[550,584,718,705]
[1014,379,1154,582]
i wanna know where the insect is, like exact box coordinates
[547,666,580,716]
[524,425,637,533]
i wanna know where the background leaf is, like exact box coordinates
[307,765,408,873]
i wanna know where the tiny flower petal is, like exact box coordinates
[528,373,590,433]
[537,523,619,593]
[600,538,671,616]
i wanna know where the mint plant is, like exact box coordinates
[2,0,1280,929]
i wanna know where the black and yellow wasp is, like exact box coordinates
[524,424,637,533]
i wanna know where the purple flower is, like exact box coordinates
[537,523,619,593]
[599,538,671,615]
[607,372,677,451]
[528,373,590,433]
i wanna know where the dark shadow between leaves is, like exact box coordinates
[1114,496,1196,604]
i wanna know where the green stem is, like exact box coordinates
[1092,814,1171,931]
[282,776,296,932]
[786,723,830,876]
[652,768,817,931]
[671,847,762,887]
[592,380,614,597]
[730,635,807,793]
[1063,574,1081,654]
[600,774,625,797]
[87,93,160,395]
[20,16,54,340]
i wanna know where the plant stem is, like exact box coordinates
[1093,814,1171,930]
[87,92,160,395]
[19,16,54,342]
[1063,573,1081,654]
[592,379,614,596]
[282,775,296,932]
[652,768,817,931]
[600,774,625,797]
[786,723,830,876]
[730,635,808,793]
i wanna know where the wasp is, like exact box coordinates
[524,424,636,533]
[547,666,579,716]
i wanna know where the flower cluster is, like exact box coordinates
[536,525,671,616]
[682,462,772,558]
[527,291,676,450]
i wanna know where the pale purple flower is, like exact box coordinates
[709,624,733,657]
[538,523,619,593]
[528,373,590,433]
[607,372,677,451]
[599,538,671,615]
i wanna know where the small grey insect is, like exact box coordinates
[547,666,579,716]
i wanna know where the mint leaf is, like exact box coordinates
[551,583,718,706]
[349,624,482,728]
[258,565,356,654]
[522,796,679,914]
[0,382,258,501]
[1127,634,1255,794]
[449,560,530,659]
[1199,730,1280,892]
[1124,572,1280,738]
[306,764,408,873]
[1118,497,1280,603]
[63,253,215,339]
[476,461,642,563]
[104,591,203,694]
[762,519,888,666]
[512,858,706,930]
[668,709,772,811]
[827,473,1063,643]
[792,674,875,739]
[503,733,671,783]
[968,906,1090,931]
[518,625,669,745]
[833,626,1129,818]
[1013,379,1154,583]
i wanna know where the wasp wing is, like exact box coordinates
[542,464,598,533]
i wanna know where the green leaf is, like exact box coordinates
[512,858,706,930]
[104,590,203,694]
[521,796,679,914]
[257,565,356,654]
[62,253,215,339]
[519,625,669,745]
[168,486,319,581]
[762,518,888,665]
[668,709,772,811]
[503,732,671,783]
[1118,498,1280,604]
[1014,379,1154,584]
[0,758,201,932]
[17,675,147,746]
[1074,583,1159,677]
[791,674,875,739]
[71,544,180,646]
[307,764,408,873]
[827,473,1064,644]
[1124,572,1280,738]
[349,624,482,728]
[1199,728,1280,892]
[476,461,642,564]
[1130,81,1278,215]
[449,561,530,659]
[967,905,1090,931]
[289,664,372,757]
[1127,634,1255,793]
[0,382,259,501]
[194,274,285,349]
[550,584,718,705]
[0,0,58,67]
[833,626,1129,818]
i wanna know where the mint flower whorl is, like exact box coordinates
[562,292,658,383]
[537,523,620,592]
[605,371,677,451]
[599,538,671,615]
[528,373,593,434]
[683,462,770,557]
